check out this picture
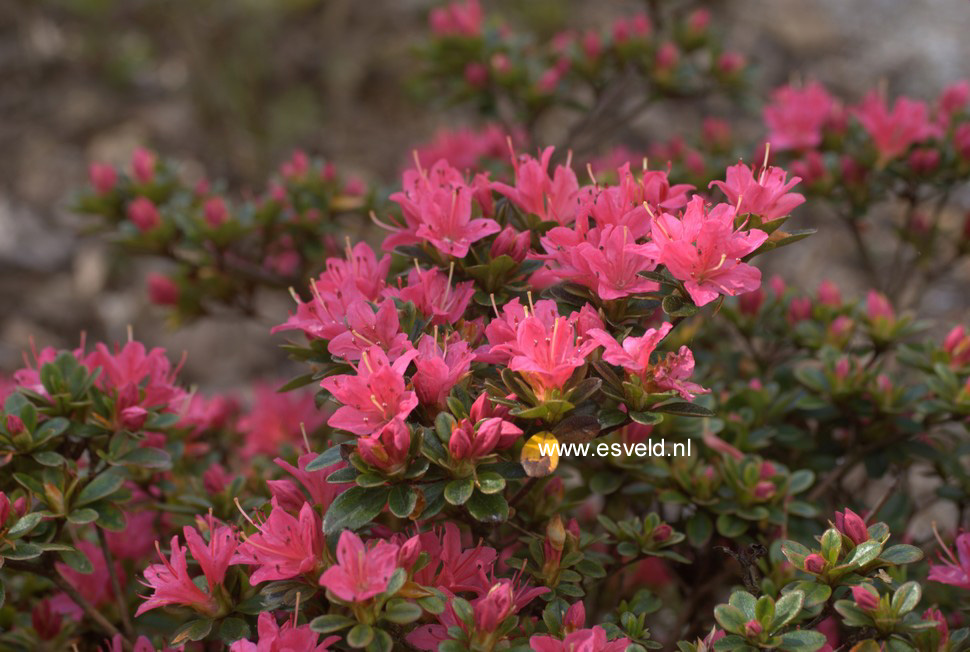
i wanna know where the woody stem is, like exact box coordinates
[97,525,135,638]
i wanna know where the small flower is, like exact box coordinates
[928,532,970,589]
[232,500,324,584]
[136,536,219,617]
[127,197,160,232]
[147,274,179,306]
[530,627,630,652]
[319,530,399,603]
[743,619,763,638]
[229,612,340,652]
[413,333,475,408]
[853,91,938,164]
[763,82,835,151]
[131,147,156,184]
[88,163,117,194]
[183,514,237,592]
[358,419,412,475]
[709,162,805,222]
[383,266,475,326]
[492,146,580,225]
[508,315,598,401]
[203,197,229,228]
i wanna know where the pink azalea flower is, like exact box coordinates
[327,299,412,362]
[618,162,693,213]
[853,91,939,164]
[203,196,229,228]
[409,522,497,595]
[763,82,835,150]
[530,627,631,652]
[508,315,600,400]
[232,500,324,584]
[359,419,412,474]
[135,536,219,617]
[709,163,805,222]
[928,532,970,589]
[274,454,351,510]
[319,530,400,603]
[383,266,475,326]
[89,163,117,194]
[229,612,340,652]
[413,333,475,407]
[448,411,523,461]
[85,341,186,410]
[237,384,327,458]
[183,514,237,592]
[943,325,970,367]
[650,196,768,306]
[320,346,419,436]
[414,125,514,171]
[128,197,160,232]
[106,510,159,560]
[492,146,580,225]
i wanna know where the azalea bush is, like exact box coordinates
[2,2,970,651]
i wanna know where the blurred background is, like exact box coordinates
[2,0,969,390]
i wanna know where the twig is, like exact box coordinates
[97,526,135,638]
[509,477,537,508]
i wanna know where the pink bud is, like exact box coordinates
[490,53,511,75]
[475,582,514,632]
[120,406,148,431]
[817,280,841,307]
[738,288,764,316]
[563,601,586,632]
[13,496,27,518]
[922,606,949,640]
[787,297,812,324]
[344,178,366,197]
[203,197,229,228]
[834,357,851,380]
[631,12,651,36]
[88,163,117,194]
[6,414,24,435]
[464,62,489,88]
[653,524,673,542]
[131,147,156,184]
[31,599,62,641]
[759,461,776,479]
[147,273,179,306]
[769,275,786,297]
[956,124,970,160]
[940,80,970,117]
[537,67,563,94]
[582,30,602,60]
[851,585,879,611]
[195,178,211,196]
[655,43,679,71]
[744,619,763,638]
[702,117,731,150]
[908,148,940,175]
[398,535,422,568]
[835,508,869,545]
[359,420,411,474]
[127,197,160,232]
[753,481,775,500]
[791,151,828,185]
[687,9,711,34]
[281,151,309,179]
[803,553,825,573]
[0,492,9,526]
[490,226,530,263]
[866,290,894,322]
[828,316,854,340]
[717,52,746,75]
[203,463,231,494]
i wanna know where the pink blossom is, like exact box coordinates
[274,454,350,511]
[203,197,229,228]
[414,125,514,171]
[409,522,497,595]
[943,326,970,367]
[183,515,237,592]
[321,346,419,436]
[85,341,186,411]
[763,82,835,150]
[232,500,324,584]
[709,162,805,222]
[530,628,631,652]
[383,265,475,326]
[490,225,531,262]
[492,146,580,225]
[865,290,894,322]
[147,273,179,306]
[929,532,970,589]
[851,585,879,611]
[131,147,156,184]
[136,536,219,616]
[938,80,970,125]
[508,315,599,400]
[651,196,768,306]
[52,541,117,619]
[229,612,340,652]
[319,530,399,602]
[853,91,938,163]
[448,411,523,461]
[128,197,160,232]
[237,384,326,458]
[327,299,412,362]
[106,510,159,560]
[413,333,475,407]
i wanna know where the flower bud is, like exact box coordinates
[0,492,9,527]
[753,481,775,500]
[120,406,149,431]
[464,62,489,88]
[834,357,851,380]
[128,197,160,232]
[940,81,970,118]
[717,52,746,76]
[655,43,679,72]
[581,30,602,60]
[787,297,812,324]
[866,290,894,323]
[147,273,179,306]
[6,414,25,435]
[398,534,422,568]
[281,151,309,179]
[88,163,117,195]
[943,325,970,366]
[835,508,869,545]
[490,226,530,263]
[851,584,879,611]
[203,197,229,228]
[686,8,711,35]
[475,582,514,632]
[563,601,586,633]
[816,279,841,307]
[652,523,673,542]
[769,275,786,297]
[803,553,826,573]
[359,420,411,475]
[908,148,940,175]
[131,147,156,184]
[738,288,764,316]
[743,619,763,638]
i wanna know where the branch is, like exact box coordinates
[97,526,135,638]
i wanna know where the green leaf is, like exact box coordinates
[67,508,99,525]
[653,402,715,418]
[476,471,506,495]
[716,513,748,538]
[172,619,214,645]
[322,486,389,534]
[755,595,775,628]
[306,445,343,471]
[713,604,747,634]
[2,543,43,560]
[630,411,663,426]
[778,629,827,652]
[388,485,417,518]
[846,541,882,568]
[728,591,756,620]
[662,294,698,318]
[59,547,93,573]
[770,590,803,632]
[384,598,423,624]
[782,581,830,609]
[879,544,923,565]
[309,614,356,633]
[32,451,66,467]
[466,491,509,524]
[890,581,921,615]
[820,528,841,564]
[787,469,814,494]
[218,617,250,643]
[75,468,127,506]
[117,447,172,470]
[686,512,713,547]
[444,476,474,506]
[6,512,43,538]
[347,623,375,648]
